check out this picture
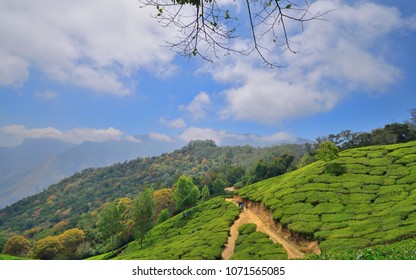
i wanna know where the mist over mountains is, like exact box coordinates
[0,131,308,209]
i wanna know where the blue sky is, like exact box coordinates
[1,0,415,147]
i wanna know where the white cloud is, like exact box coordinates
[149,132,172,142]
[0,125,124,144]
[205,0,410,124]
[0,0,176,95]
[159,117,186,129]
[0,50,29,87]
[185,92,212,120]
[124,135,141,143]
[178,127,228,144]
[178,127,298,145]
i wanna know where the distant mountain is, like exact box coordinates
[0,138,75,181]
[0,137,183,208]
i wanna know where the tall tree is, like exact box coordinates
[173,175,200,212]
[133,188,155,248]
[97,198,133,253]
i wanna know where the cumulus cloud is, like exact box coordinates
[159,117,186,129]
[0,0,176,95]
[185,92,212,120]
[206,0,410,124]
[0,125,125,144]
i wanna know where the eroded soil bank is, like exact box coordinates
[222,196,320,260]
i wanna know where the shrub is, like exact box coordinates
[2,236,30,257]
[32,236,62,260]
[238,223,257,235]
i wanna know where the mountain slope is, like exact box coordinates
[0,141,305,235]
[0,138,182,208]
[237,141,416,255]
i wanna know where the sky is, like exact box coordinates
[1,0,416,147]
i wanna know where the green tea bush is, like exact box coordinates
[311,203,344,214]
[236,141,416,257]
[231,224,287,260]
[112,197,239,260]
[287,221,322,238]
[386,164,410,177]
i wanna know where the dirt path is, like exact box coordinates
[222,196,320,260]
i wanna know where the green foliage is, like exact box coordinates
[231,224,287,260]
[316,141,339,164]
[237,141,416,257]
[97,198,133,252]
[173,175,200,212]
[0,141,305,242]
[156,209,169,225]
[31,228,85,259]
[0,254,27,260]
[133,188,155,247]
[0,231,8,253]
[31,235,62,260]
[107,197,240,260]
[2,235,30,257]
[200,185,210,202]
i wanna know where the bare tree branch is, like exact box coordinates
[138,0,331,67]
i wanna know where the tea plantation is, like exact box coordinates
[230,224,287,260]
[238,141,416,256]
[91,197,240,260]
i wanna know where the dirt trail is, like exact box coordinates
[222,196,320,260]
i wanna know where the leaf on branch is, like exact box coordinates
[286,4,292,9]
[225,10,230,20]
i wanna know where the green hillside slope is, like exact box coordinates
[238,141,416,256]
[0,141,303,237]
[91,197,240,260]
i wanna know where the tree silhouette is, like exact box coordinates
[139,0,329,66]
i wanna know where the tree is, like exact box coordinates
[200,185,210,202]
[97,198,133,253]
[133,188,155,248]
[58,228,85,259]
[156,209,170,225]
[173,175,200,212]
[153,188,176,217]
[2,235,30,257]
[139,0,328,66]
[316,141,339,165]
[31,236,62,260]
[211,177,226,196]
[0,232,8,253]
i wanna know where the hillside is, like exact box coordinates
[0,138,182,209]
[90,141,416,260]
[0,141,304,237]
[3,140,416,260]
[238,141,416,257]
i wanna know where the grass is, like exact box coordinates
[230,224,287,260]
[238,141,416,258]
[92,197,240,260]
[0,254,27,260]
